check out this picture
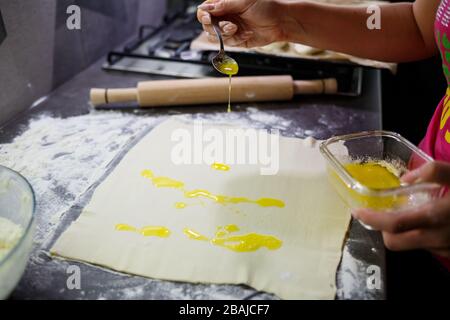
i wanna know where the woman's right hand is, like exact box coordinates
[197,0,288,48]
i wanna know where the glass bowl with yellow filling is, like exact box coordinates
[320,131,442,217]
[0,165,35,299]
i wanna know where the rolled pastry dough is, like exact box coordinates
[51,118,350,299]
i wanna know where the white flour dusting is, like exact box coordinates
[336,245,376,300]
[246,107,293,129]
[0,111,165,247]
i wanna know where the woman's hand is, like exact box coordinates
[197,0,288,48]
[353,161,450,259]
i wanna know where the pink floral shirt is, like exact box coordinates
[419,0,450,271]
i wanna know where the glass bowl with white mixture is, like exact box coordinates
[0,165,35,299]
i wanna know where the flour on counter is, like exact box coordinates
[189,107,302,136]
[336,245,378,300]
[0,217,23,260]
[0,111,165,247]
[246,108,293,129]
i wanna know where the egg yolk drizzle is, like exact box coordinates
[141,169,184,188]
[211,162,230,171]
[115,223,171,238]
[141,169,285,209]
[183,224,283,252]
[175,202,187,209]
[115,224,282,252]
[183,228,209,241]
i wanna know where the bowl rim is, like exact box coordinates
[319,130,441,197]
[0,165,36,267]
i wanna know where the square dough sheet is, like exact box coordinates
[51,118,351,299]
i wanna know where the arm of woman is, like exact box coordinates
[198,0,441,62]
[284,0,440,62]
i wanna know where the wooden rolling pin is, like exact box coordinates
[90,75,337,108]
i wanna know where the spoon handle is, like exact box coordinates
[211,17,225,52]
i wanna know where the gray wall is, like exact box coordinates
[0,0,166,125]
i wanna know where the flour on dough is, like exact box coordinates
[51,118,351,300]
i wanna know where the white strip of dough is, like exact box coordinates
[51,118,350,300]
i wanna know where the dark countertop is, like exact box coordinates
[3,57,385,300]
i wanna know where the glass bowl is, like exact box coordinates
[0,165,35,299]
[320,131,442,216]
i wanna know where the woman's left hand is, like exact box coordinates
[353,161,450,258]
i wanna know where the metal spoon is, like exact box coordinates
[210,17,239,76]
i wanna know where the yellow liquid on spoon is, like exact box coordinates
[217,61,239,113]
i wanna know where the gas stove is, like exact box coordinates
[103,1,363,96]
